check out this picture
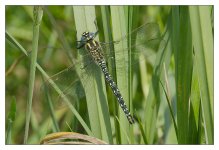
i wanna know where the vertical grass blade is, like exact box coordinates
[24,6,43,144]
[73,6,113,144]
[189,59,201,144]
[100,6,120,144]
[160,78,178,138]
[172,6,193,144]
[127,6,137,144]
[189,6,214,144]
[110,6,131,144]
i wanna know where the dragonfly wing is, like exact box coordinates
[40,52,104,109]
[98,22,165,67]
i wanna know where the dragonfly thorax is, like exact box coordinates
[85,39,104,64]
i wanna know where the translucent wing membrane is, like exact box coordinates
[98,22,164,70]
[41,22,166,111]
[100,22,161,54]
[41,55,104,110]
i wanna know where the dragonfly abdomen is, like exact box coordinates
[98,60,135,124]
[83,36,135,124]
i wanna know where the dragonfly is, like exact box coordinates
[43,21,165,124]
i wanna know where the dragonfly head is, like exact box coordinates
[77,31,96,49]
[82,31,96,41]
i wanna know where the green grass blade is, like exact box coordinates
[159,78,178,138]
[189,6,214,144]
[135,114,148,144]
[5,33,28,57]
[110,6,131,144]
[127,6,136,144]
[6,97,16,144]
[24,6,43,144]
[188,59,201,144]
[172,6,193,144]
[73,6,112,144]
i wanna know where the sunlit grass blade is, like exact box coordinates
[188,60,201,144]
[189,6,214,144]
[73,6,113,144]
[110,6,131,144]
[115,116,131,144]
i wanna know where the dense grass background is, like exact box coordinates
[5,6,213,144]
